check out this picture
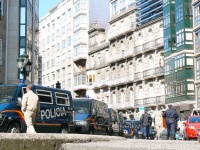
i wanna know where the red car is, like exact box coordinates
[183,116,200,140]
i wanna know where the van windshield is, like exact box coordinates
[74,100,90,114]
[0,86,17,104]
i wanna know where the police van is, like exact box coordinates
[72,98,109,135]
[0,84,74,133]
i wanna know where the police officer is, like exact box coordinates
[140,108,152,139]
[162,105,179,140]
[21,84,40,133]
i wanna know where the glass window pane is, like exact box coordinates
[20,37,26,47]
[20,8,26,24]
[20,25,26,36]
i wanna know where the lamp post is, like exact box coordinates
[17,53,32,83]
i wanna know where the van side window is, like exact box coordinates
[36,90,53,104]
[22,87,26,95]
[55,92,70,106]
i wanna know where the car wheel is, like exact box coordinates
[7,122,21,133]
[60,125,68,134]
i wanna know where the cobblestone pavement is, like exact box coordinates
[61,139,200,150]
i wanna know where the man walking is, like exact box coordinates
[162,105,179,140]
[21,84,40,133]
[140,108,152,139]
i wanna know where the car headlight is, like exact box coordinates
[123,130,128,134]
[75,120,87,125]
[188,126,195,129]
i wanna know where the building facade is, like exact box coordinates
[163,0,195,119]
[87,0,165,132]
[0,0,39,84]
[39,0,110,97]
[193,0,200,108]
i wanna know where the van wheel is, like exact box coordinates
[60,126,68,134]
[7,122,21,133]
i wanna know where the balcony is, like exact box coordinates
[134,45,143,55]
[134,72,143,81]
[74,74,87,91]
[108,50,134,63]
[155,66,164,76]
[73,52,87,62]
[143,68,156,79]
[156,95,165,105]
[155,37,163,49]
[108,23,133,40]
[134,99,143,107]
[93,80,110,89]
[143,41,155,53]
[143,97,157,106]
[109,74,134,86]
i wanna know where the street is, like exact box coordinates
[61,138,200,150]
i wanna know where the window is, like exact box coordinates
[0,0,3,16]
[74,30,87,42]
[128,0,135,7]
[163,0,170,7]
[176,4,183,23]
[196,31,200,53]
[62,26,65,34]
[74,15,87,29]
[56,93,70,105]
[0,39,2,65]
[74,44,87,56]
[67,36,71,46]
[120,0,126,12]
[67,22,71,31]
[51,33,55,41]
[74,0,86,13]
[163,13,170,29]
[194,4,200,26]
[62,40,66,49]
[176,29,184,47]
[112,0,118,16]
[52,72,55,80]
[68,9,71,17]
[56,30,60,38]
[51,59,55,67]
[68,78,71,88]
[197,58,200,80]
[36,90,53,104]
[164,35,170,52]
[57,43,60,51]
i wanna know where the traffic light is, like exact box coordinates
[56,81,61,89]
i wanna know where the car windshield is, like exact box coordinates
[0,86,17,104]
[74,100,90,114]
[189,117,200,123]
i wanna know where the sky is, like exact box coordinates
[39,0,62,20]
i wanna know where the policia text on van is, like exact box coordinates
[0,84,74,133]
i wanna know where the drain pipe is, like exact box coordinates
[5,0,9,84]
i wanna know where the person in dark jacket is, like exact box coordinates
[140,108,152,139]
[162,105,179,140]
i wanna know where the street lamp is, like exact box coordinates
[17,53,32,83]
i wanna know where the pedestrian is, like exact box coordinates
[140,108,152,139]
[162,105,179,140]
[21,84,40,133]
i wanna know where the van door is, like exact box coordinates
[34,89,58,133]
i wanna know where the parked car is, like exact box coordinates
[183,116,200,140]
[138,125,157,140]
[122,120,140,138]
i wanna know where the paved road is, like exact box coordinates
[61,139,200,150]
